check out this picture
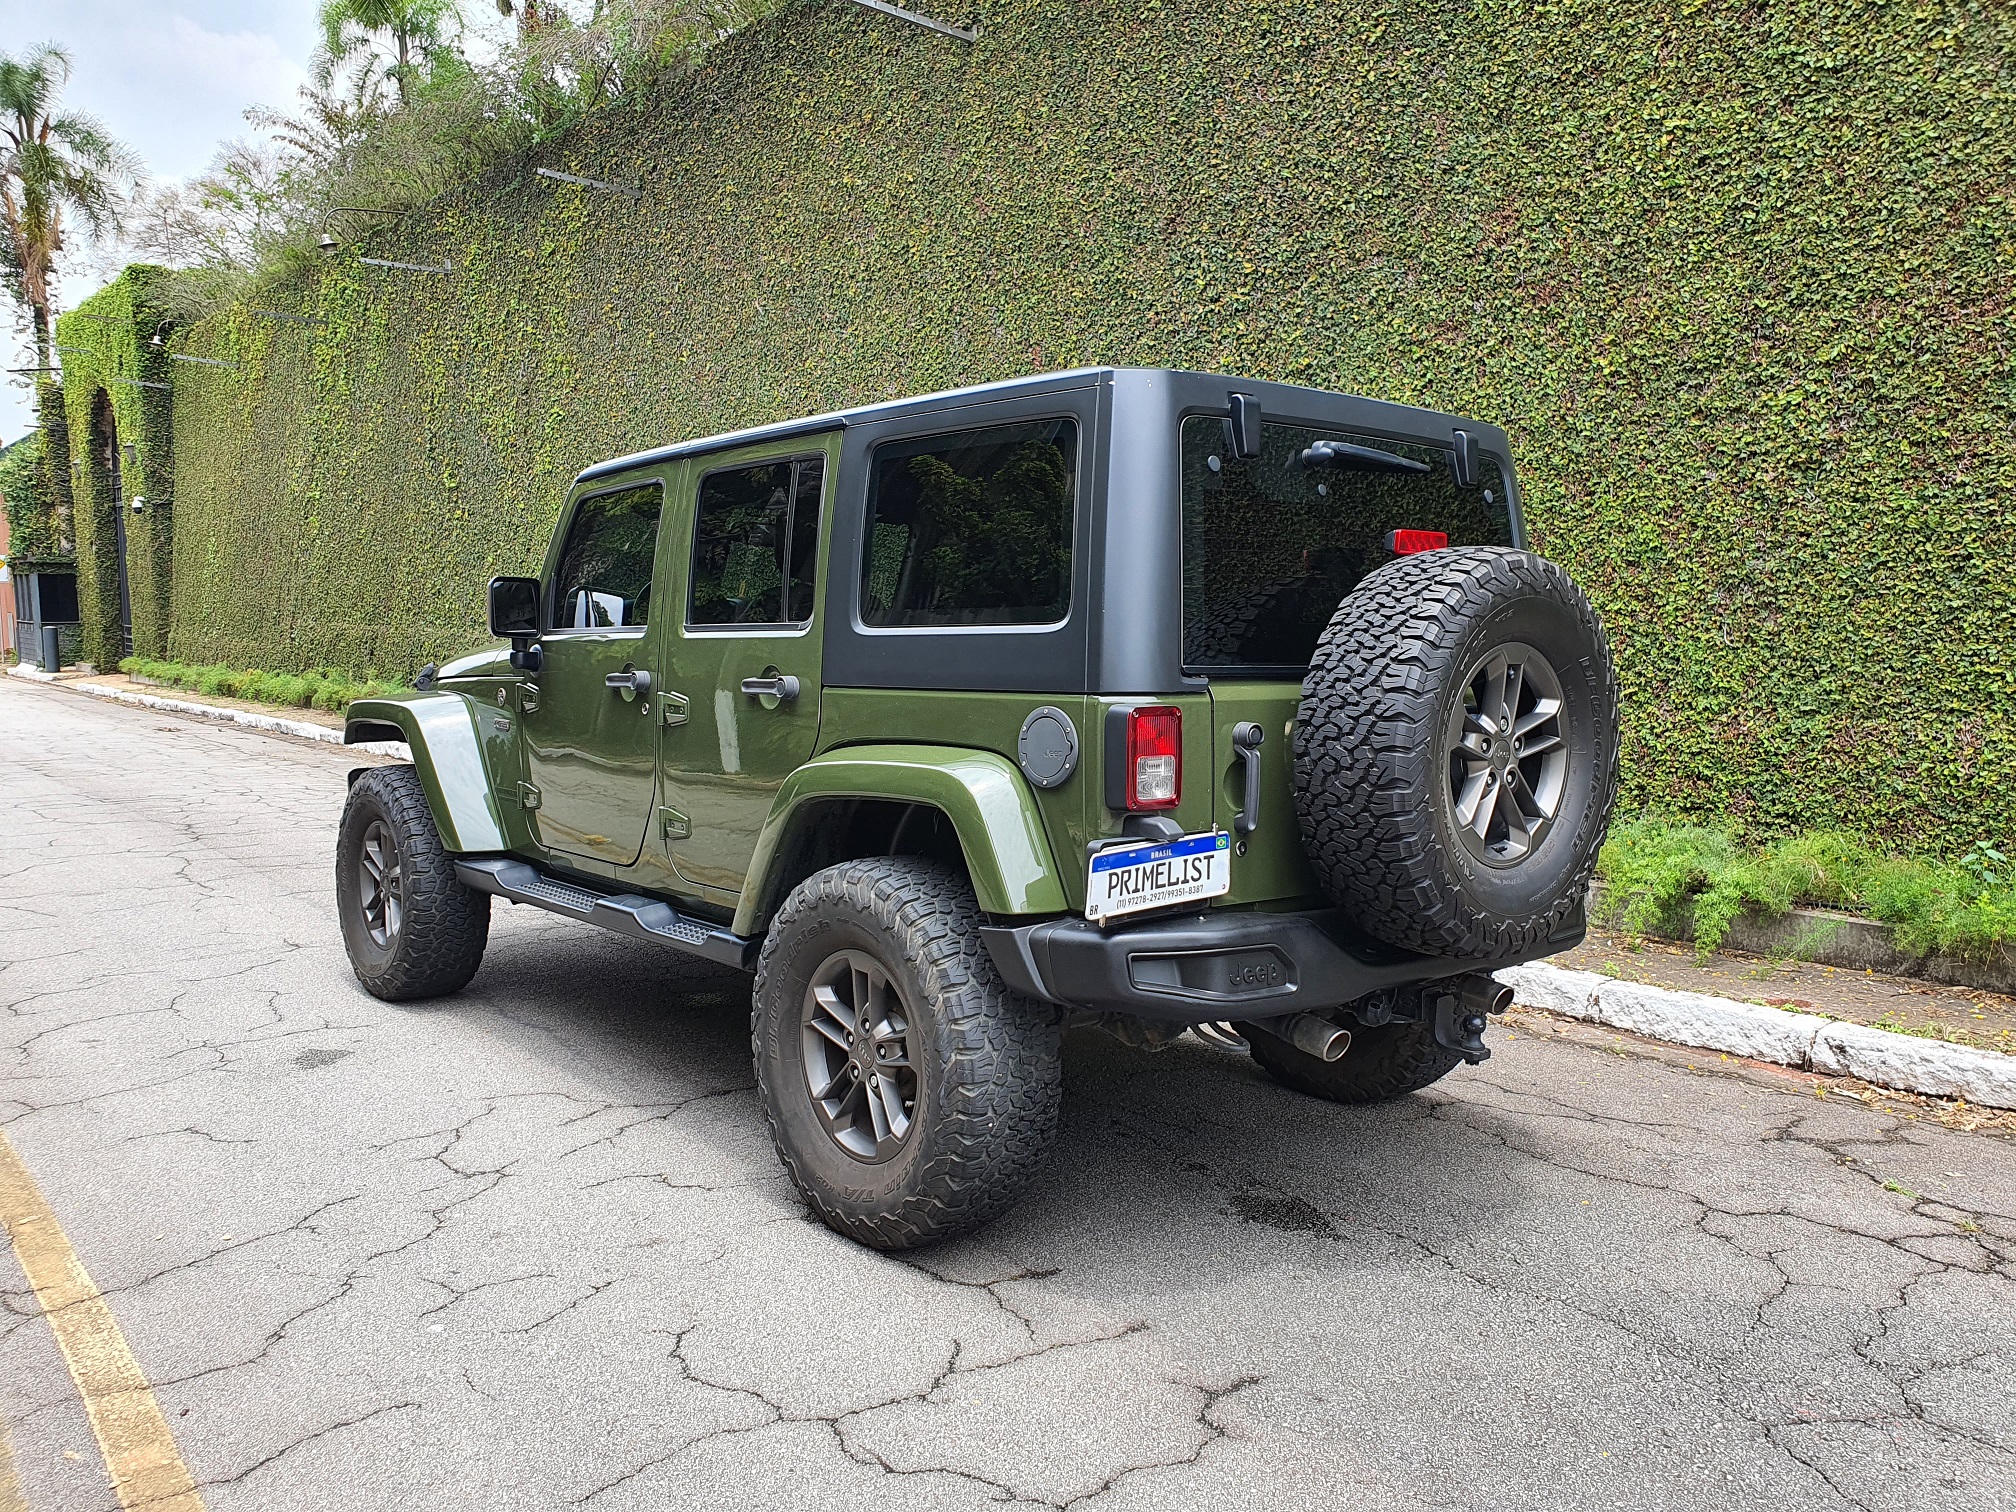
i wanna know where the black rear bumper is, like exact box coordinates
[980,905,1581,1025]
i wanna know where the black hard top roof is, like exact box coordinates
[572,365,1509,488]
[572,367,1111,485]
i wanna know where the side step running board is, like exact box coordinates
[454,858,755,971]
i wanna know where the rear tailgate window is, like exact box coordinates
[1180,417,1512,674]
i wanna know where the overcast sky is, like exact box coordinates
[2,1,320,442]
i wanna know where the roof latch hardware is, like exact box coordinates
[1451,429,1478,488]
[1227,393,1263,460]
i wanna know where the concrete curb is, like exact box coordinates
[1496,961,2016,1110]
[6,664,409,758]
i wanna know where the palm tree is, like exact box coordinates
[316,0,463,108]
[0,43,141,369]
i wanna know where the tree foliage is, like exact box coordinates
[0,43,141,364]
[126,0,778,318]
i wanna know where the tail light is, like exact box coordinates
[1386,528,1449,555]
[1125,706,1182,811]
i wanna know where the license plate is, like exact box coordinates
[1085,831,1231,922]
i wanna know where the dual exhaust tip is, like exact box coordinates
[1242,977,1514,1063]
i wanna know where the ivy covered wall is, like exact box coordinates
[152,0,2012,848]
[51,268,177,667]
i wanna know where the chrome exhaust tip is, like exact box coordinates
[1246,1012,1353,1063]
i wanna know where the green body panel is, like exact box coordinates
[657,433,838,903]
[732,744,1068,935]
[522,627,661,866]
[1205,680,1322,907]
[364,459,1325,936]
[346,694,508,854]
[810,689,1218,915]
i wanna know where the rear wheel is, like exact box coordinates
[752,858,1063,1250]
[1247,1014,1462,1104]
[336,766,490,1000]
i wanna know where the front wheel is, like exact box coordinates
[336,766,490,1001]
[752,858,1063,1250]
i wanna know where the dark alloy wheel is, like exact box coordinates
[752,857,1063,1250]
[337,766,490,1001]
[356,818,405,948]
[801,949,920,1161]
[1444,642,1568,868]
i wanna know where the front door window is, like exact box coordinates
[551,483,661,630]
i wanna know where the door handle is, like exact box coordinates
[605,668,653,695]
[739,674,801,701]
[1232,722,1264,834]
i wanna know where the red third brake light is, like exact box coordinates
[1126,706,1182,811]
[1386,529,1449,556]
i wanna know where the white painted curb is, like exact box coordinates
[7,664,409,758]
[1496,961,2016,1111]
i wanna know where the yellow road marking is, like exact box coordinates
[0,1129,205,1511]
[0,1414,26,1512]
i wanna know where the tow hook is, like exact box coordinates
[1430,975,1513,1064]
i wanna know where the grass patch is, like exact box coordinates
[119,656,402,715]
[1597,817,2016,963]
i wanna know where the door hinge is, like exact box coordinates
[516,781,542,811]
[659,806,690,839]
[660,690,690,728]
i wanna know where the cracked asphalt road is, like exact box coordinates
[2,678,2013,1512]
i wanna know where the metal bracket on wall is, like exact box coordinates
[841,0,978,43]
[359,256,454,275]
[535,167,642,200]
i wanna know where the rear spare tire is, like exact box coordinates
[1292,547,1619,960]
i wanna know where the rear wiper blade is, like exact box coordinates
[1298,440,1431,475]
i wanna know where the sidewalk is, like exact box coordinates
[5,664,404,754]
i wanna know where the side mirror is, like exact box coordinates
[488,576,543,671]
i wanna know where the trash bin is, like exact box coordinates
[40,623,60,672]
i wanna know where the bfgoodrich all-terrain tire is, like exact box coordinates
[1293,547,1619,961]
[336,766,491,1001]
[752,858,1063,1250]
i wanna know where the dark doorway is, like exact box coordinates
[90,392,133,658]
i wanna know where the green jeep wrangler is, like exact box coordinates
[336,367,1619,1249]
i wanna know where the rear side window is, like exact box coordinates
[689,457,824,626]
[862,419,1077,628]
[551,482,663,630]
[1181,418,1511,671]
